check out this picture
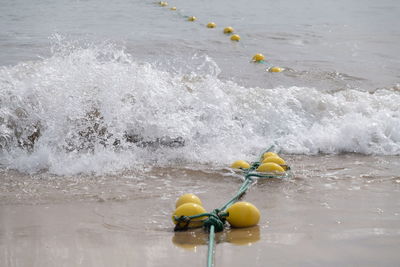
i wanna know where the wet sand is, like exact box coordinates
[1,154,400,266]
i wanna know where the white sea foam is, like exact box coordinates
[1,43,399,175]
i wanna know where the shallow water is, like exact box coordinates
[1,155,400,266]
[1,154,399,205]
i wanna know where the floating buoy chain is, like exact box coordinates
[172,147,292,267]
[157,2,284,72]
[173,175,254,229]
[173,176,255,267]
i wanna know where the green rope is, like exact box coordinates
[207,225,216,267]
[219,178,254,212]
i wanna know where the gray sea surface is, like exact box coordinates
[1,0,399,89]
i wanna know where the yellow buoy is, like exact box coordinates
[223,27,234,34]
[262,152,278,159]
[262,156,288,170]
[159,1,168,7]
[188,16,197,21]
[207,22,216,28]
[262,156,286,165]
[256,162,285,173]
[170,7,177,10]
[252,53,265,62]
[230,34,240,41]
[231,160,250,169]
[268,67,283,73]
[226,202,260,228]
[172,203,207,228]
[175,193,202,208]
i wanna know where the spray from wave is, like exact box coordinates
[0,39,399,175]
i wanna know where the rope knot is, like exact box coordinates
[203,209,227,232]
[173,215,191,231]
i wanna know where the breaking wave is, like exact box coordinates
[1,40,399,174]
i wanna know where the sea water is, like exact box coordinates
[1,0,399,175]
[1,1,400,266]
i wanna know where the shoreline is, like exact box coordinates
[1,154,400,266]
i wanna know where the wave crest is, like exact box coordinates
[1,41,399,174]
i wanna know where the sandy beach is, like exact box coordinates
[1,154,399,267]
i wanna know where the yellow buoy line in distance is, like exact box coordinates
[207,22,217,28]
[230,34,241,41]
[223,26,234,34]
[268,66,284,72]
[251,53,284,72]
[157,1,284,75]
[252,53,265,62]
